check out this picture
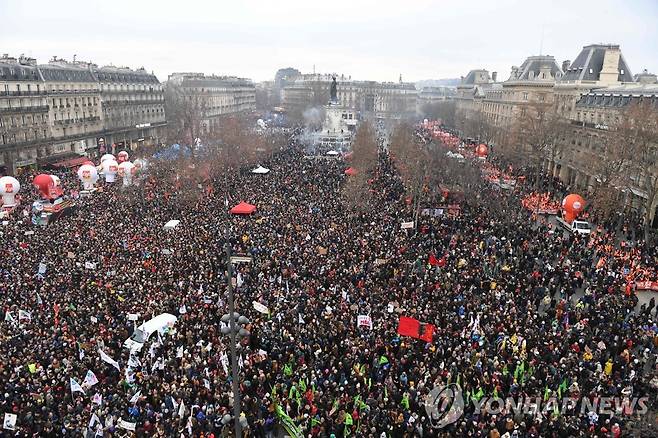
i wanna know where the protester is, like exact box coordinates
[0,126,657,438]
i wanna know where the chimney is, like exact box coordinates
[562,60,571,72]
[491,71,498,82]
[599,46,621,85]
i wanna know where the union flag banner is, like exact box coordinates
[397,316,435,343]
[635,281,658,292]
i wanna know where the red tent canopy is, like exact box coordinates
[345,167,357,176]
[53,156,89,168]
[230,201,257,215]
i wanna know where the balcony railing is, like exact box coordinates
[0,105,49,114]
[2,90,48,97]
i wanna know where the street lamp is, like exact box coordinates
[221,248,252,437]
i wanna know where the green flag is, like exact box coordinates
[401,394,410,410]
[473,388,484,401]
[558,378,568,398]
[284,363,293,377]
[502,364,509,376]
[379,355,389,365]
[344,413,353,426]
[543,386,550,401]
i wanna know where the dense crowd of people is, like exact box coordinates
[1,126,657,438]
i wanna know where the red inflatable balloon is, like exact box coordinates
[562,194,586,223]
[476,144,488,157]
[33,174,57,199]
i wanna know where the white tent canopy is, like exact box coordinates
[164,220,180,230]
[252,165,270,174]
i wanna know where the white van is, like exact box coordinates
[123,313,177,352]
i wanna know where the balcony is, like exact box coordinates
[0,105,49,114]
[2,90,48,97]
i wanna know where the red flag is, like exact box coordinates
[428,254,440,266]
[419,323,435,343]
[397,316,420,338]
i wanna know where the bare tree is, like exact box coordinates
[420,100,456,127]
[350,121,379,171]
[588,130,634,222]
[617,100,658,246]
[512,102,568,192]
[342,170,371,212]
[389,122,431,225]
[164,81,207,153]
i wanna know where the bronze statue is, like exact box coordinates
[330,76,337,103]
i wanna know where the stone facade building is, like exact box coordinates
[281,74,418,120]
[452,43,657,223]
[166,73,256,134]
[96,66,166,154]
[0,55,49,171]
[0,54,167,174]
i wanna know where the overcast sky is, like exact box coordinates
[1,0,656,83]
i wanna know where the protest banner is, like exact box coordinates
[3,413,17,430]
[635,281,658,292]
[118,419,136,431]
[357,315,373,329]
[252,301,270,314]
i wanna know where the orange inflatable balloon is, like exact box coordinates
[562,194,586,223]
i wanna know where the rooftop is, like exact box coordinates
[561,44,633,83]
[507,55,563,82]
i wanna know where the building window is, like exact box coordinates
[523,92,528,101]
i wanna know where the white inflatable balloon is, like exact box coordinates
[0,176,20,207]
[102,159,119,183]
[118,161,136,186]
[77,164,99,190]
[100,154,116,164]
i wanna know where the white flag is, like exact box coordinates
[18,310,32,321]
[70,377,85,395]
[178,399,186,418]
[176,345,184,358]
[298,314,305,324]
[83,370,99,388]
[4,312,15,323]
[186,415,193,435]
[178,304,187,314]
[98,349,121,371]
[170,396,179,413]
[127,355,141,369]
[78,344,85,361]
[88,412,101,430]
[36,293,43,305]
[203,379,211,390]
[220,352,229,374]
[92,393,103,405]
[129,391,141,404]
